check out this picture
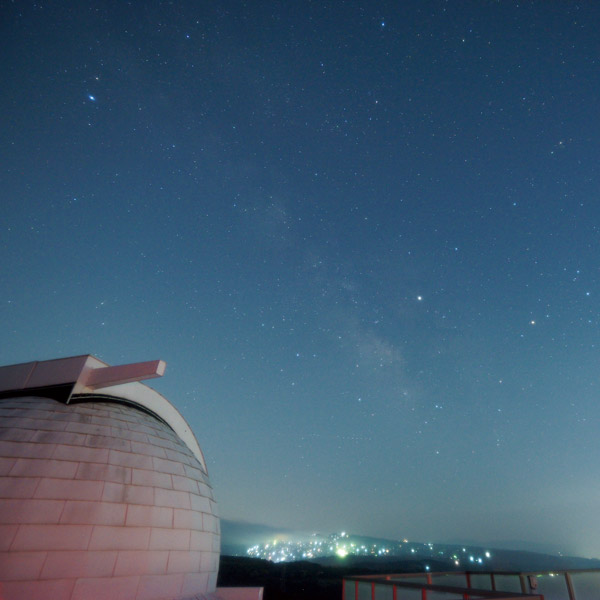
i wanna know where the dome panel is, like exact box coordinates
[0,396,219,600]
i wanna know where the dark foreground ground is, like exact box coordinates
[217,556,450,600]
[217,552,600,600]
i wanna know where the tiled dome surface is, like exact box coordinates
[0,396,219,600]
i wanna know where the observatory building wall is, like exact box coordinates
[0,395,220,600]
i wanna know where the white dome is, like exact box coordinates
[0,357,220,600]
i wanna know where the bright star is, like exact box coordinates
[88,94,96,102]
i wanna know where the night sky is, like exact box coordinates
[2,1,600,558]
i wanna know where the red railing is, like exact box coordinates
[344,569,600,600]
[343,575,544,600]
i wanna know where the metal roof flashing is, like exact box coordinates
[0,355,207,472]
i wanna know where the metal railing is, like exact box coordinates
[343,569,600,600]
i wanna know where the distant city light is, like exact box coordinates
[245,531,492,565]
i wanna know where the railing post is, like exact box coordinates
[371,582,376,600]
[491,573,496,591]
[393,584,397,600]
[421,587,427,600]
[519,574,528,593]
[355,580,359,600]
[465,573,471,588]
[565,572,576,600]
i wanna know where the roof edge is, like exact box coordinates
[0,355,208,472]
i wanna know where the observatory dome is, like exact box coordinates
[0,356,220,600]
